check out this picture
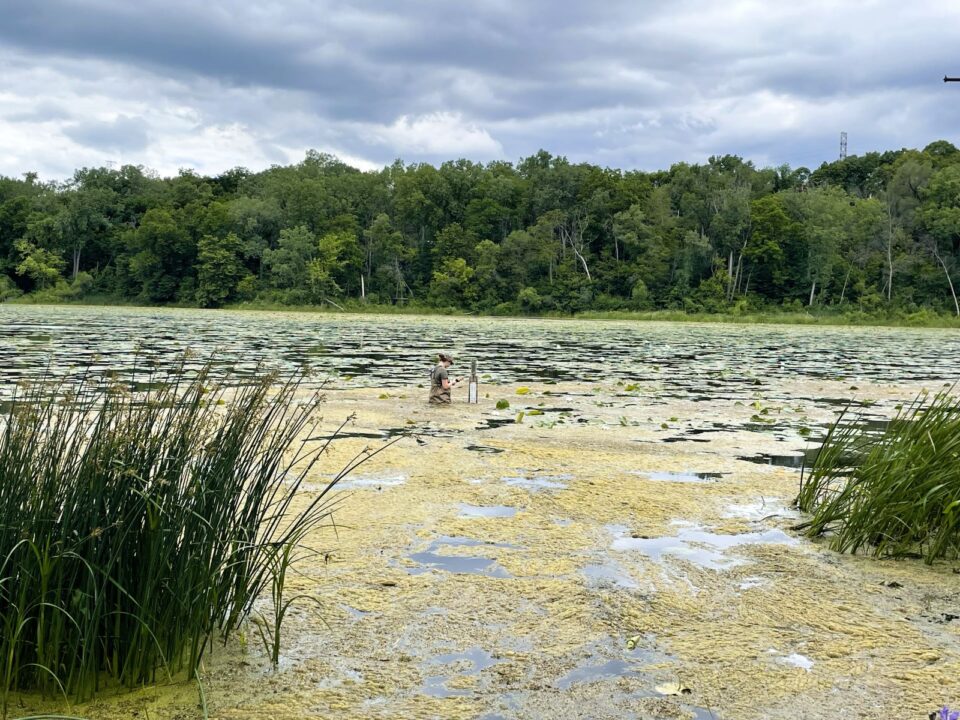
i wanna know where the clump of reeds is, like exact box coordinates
[795,388,960,564]
[0,361,377,714]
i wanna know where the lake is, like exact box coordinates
[2,305,957,396]
[4,303,959,719]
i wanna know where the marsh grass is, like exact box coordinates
[575,309,960,328]
[0,360,384,715]
[795,388,960,563]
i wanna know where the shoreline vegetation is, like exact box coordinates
[0,361,379,717]
[796,387,960,564]
[6,295,960,328]
[2,142,960,323]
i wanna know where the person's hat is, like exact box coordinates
[438,352,455,365]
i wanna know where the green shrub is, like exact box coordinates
[517,286,543,313]
[0,276,22,302]
[70,271,95,296]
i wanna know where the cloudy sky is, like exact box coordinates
[1,0,959,180]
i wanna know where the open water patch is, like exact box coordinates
[633,471,725,484]
[582,561,639,589]
[502,473,572,491]
[555,658,637,689]
[458,504,517,518]
[768,649,814,671]
[339,604,371,621]
[335,474,407,490]
[610,526,797,570]
[553,640,663,691]
[738,449,817,469]
[307,430,386,442]
[407,536,514,577]
[421,646,500,698]
[737,577,767,591]
[724,501,798,521]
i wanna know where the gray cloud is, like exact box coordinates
[1,0,959,179]
[63,115,149,153]
[7,100,72,123]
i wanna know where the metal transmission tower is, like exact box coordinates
[840,131,847,160]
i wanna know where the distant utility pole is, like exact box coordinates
[839,131,848,160]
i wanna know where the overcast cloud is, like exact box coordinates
[1,0,959,179]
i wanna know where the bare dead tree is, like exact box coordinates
[930,240,960,317]
[557,210,592,281]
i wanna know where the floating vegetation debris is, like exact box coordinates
[465,444,505,454]
[477,418,515,431]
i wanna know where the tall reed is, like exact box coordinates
[795,388,960,563]
[0,361,376,714]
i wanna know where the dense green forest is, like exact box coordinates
[2,142,960,318]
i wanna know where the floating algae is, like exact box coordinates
[6,309,959,720]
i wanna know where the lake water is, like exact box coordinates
[3,303,957,720]
[1,305,957,398]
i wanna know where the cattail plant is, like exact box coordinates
[0,360,386,715]
[796,387,960,564]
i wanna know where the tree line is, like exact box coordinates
[2,142,959,316]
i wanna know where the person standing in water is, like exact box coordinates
[429,352,462,404]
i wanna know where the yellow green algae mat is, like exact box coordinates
[15,376,960,720]
[5,309,960,718]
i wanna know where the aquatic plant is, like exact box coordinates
[795,388,960,563]
[0,361,386,715]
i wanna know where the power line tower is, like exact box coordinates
[840,131,847,160]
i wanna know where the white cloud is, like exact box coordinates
[0,49,379,178]
[365,112,503,157]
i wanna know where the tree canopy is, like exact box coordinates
[2,144,959,317]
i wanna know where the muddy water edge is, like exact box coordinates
[3,306,959,719]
